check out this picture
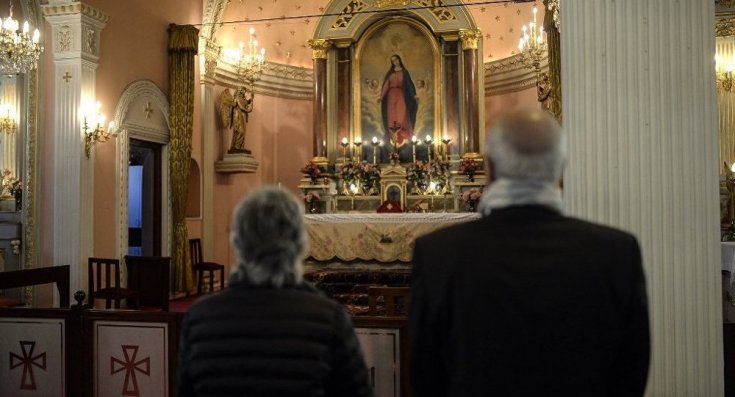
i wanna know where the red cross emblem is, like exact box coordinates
[110,345,151,396]
[9,340,47,390]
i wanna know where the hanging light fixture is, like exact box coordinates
[225,27,266,86]
[0,1,42,74]
[518,6,547,74]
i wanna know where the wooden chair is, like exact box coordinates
[124,255,171,311]
[189,239,225,295]
[88,257,139,309]
[367,286,411,316]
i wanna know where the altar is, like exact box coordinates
[305,213,479,263]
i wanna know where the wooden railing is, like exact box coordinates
[0,265,70,307]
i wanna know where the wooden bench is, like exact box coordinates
[0,265,70,307]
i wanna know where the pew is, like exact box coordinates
[0,265,70,307]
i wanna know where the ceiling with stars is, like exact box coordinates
[215,0,542,69]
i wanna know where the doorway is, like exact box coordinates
[128,139,162,256]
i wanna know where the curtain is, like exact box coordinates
[168,24,199,293]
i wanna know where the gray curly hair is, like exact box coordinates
[229,186,306,287]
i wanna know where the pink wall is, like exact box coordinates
[484,87,541,135]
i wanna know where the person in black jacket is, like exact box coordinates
[409,108,650,396]
[176,187,373,397]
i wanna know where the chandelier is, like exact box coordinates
[517,6,547,74]
[0,2,42,74]
[233,27,266,85]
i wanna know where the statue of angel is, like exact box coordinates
[219,86,254,154]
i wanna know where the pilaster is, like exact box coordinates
[43,2,108,302]
[459,29,482,159]
[308,39,331,165]
[562,1,720,394]
[198,37,218,261]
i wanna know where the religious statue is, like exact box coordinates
[219,86,254,154]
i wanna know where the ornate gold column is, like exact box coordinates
[542,0,562,123]
[459,29,482,159]
[308,39,331,166]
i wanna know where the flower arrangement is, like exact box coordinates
[359,162,381,194]
[406,160,430,189]
[2,169,20,197]
[300,161,322,180]
[458,158,481,181]
[461,188,482,202]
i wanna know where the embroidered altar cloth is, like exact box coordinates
[305,213,479,263]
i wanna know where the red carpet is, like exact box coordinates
[169,295,200,313]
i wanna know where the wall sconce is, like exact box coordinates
[717,54,735,93]
[0,103,15,134]
[81,100,115,158]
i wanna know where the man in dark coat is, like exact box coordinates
[409,108,650,396]
[177,187,373,397]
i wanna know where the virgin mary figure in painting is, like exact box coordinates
[378,54,418,162]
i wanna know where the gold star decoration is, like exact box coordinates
[480,6,486,12]
[290,30,296,36]
[257,6,263,11]
[499,35,504,41]
[275,40,282,46]
[488,54,494,59]
[485,33,491,39]
[509,27,514,33]
[304,18,310,24]
[295,4,301,10]
[265,23,271,28]
[495,15,501,21]
[319,6,324,12]
[517,9,522,15]
[503,2,508,7]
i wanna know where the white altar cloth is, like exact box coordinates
[305,213,479,262]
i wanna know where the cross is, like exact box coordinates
[111,345,151,396]
[143,102,153,119]
[9,340,47,390]
[62,72,72,83]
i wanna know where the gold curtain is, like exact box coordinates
[543,2,562,123]
[168,24,199,293]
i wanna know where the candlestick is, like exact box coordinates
[424,135,433,163]
[411,135,418,164]
[371,136,379,165]
[441,137,452,162]
[353,140,362,162]
[340,137,349,161]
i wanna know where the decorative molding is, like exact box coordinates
[215,153,259,173]
[331,0,370,30]
[112,80,172,261]
[717,17,735,37]
[308,39,332,59]
[374,0,408,8]
[57,25,71,52]
[483,53,548,96]
[459,28,482,50]
[415,0,457,22]
[717,0,735,7]
[216,61,313,100]
[41,2,110,24]
[201,0,227,41]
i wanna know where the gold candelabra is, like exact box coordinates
[518,6,548,99]
[0,1,42,74]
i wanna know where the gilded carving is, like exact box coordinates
[717,0,735,7]
[58,25,72,52]
[546,0,560,30]
[330,0,369,30]
[459,29,482,50]
[415,0,457,22]
[717,17,735,37]
[308,39,331,59]
[375,0,409,8]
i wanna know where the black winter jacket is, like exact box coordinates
[176,279,373,397]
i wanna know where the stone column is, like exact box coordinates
[308,39,331,166]
[562,1,721,394]
[43,2,109,302]
[459,29,482,159]
[198,38,219,262]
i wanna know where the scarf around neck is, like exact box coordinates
[477,177,563,216]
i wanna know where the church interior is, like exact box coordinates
[0,0,728,395]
